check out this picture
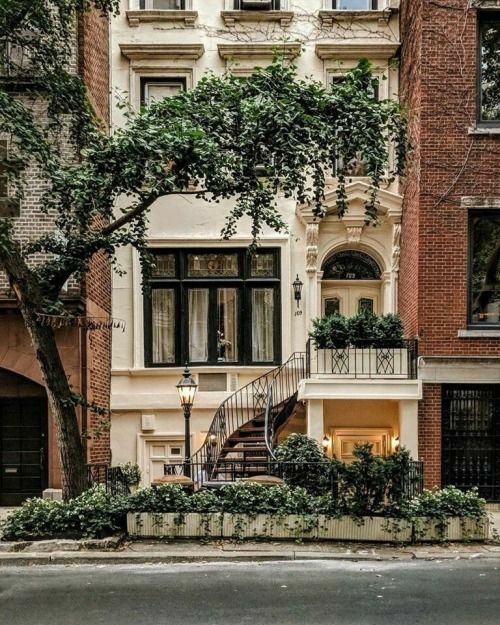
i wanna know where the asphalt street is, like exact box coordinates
[1,560,499,625]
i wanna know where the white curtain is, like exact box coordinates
[152,290,175,364]
[189,289,209,362]
[252,288,274,362]
[218,288,238,362]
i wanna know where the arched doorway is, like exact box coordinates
[321,250,383,317]
[0,369,48,505]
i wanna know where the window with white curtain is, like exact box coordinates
[146,249,280,366]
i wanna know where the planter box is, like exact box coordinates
[127,513,222,538]
[222,514,318,540]
[317,516,412,542]
[413,517,489,542]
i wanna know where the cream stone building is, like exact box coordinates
[110,0,422,486]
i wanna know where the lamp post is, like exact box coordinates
[176,364,198,478]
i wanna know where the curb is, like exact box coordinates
[0,549,499,566]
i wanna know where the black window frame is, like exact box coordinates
[144,248,282,367]
[233,0,281,9]
[477,12,500,127]
[468,209,500,329]
[140,77,186,107]
[332,0,378,9]
[139,0,186,9]
[0,140,7,199]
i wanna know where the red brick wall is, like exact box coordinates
[78,7,110,125]
[418,384,442,489]
[399,0,500,355]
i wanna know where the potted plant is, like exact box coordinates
[120,462,142,493]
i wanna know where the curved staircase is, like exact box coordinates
[186,353,306,487]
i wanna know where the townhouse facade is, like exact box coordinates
[110,0,425,487]
[400,0,500,497]
[0,9,112,505]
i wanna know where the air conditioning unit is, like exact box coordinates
[241,0,273,9]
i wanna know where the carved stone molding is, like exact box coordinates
[218,43,302,60]
[119,43,205,61]
[126,10,198,27]
[315,42,400,61]
[221,10,294,28]
[391,223,401,272]
[461,196,500,209]
[318,9,396,27]
[345,226,363,244]
[306,223,320,274]
[469,0,500,8]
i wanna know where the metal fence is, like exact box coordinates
[87,464,130,496]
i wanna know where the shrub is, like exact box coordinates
[414,487,486,521]
[127,484,191,513]
[310,314,349,349]
[375,313,404,347]
[1,487,127,541]
[346,310,379,347]
[120,462,142,486]
[309,312,405,349]
[274,434,335,495]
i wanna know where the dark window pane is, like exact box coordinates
[322,250,381,280]
[358,298,374,314]
[235,0,280,9]
[479,17,500,122]
[471,213,500,325]
[152,254,176,277]
[217,289,238,362]
[152,289,176,363]
[187,253,239,277]
[251,253,275,277]
[325,297,340,316]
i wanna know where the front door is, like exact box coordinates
[0,398,48,505]
[442,385,500,501]
[322,283,382,317]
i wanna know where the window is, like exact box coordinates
[140,78,185,107]
[322,250,382,280]
[0,141,7,199]
[332,0,378,9]
[478,14,500,124]
[469,212,500,326]
[139,0,185,9]
[145,249,281,366]
[234,0,280,9]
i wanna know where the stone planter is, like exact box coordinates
[317,516,412,542]
[413,517,489,542]
[222,514,318,540]
[127,512,222,538]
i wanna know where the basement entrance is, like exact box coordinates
[442,385,500,502]
[0,369,48,506]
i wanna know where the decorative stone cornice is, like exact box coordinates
[221,10,294,28]
[469,0,500,8]
[319,9,396,27]
[126,10,198,27]
[119,43,205,61]
[315,42,400,60]
[218,42,302,60]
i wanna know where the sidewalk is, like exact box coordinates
[1,538,500,566]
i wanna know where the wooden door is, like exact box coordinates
[0,398,48,505]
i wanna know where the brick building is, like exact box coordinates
[0,8,112,504]
[400,0,500,498]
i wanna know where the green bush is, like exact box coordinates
[413,486,486,520]
[309,312,405,349]
[1,487,126,541]
[274,434,336,495]
[120,462,142,486]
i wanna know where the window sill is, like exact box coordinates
[319,9,396,27]
[112,365,274,377]
[458,329,500,339]
[126,10,198,27]
[221,10,294,28]
[468,126,500,136]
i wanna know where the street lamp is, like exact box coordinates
[177,364,198,478]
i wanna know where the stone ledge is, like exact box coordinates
[119,43,205,61]
[468,126,500,135]
[126,10,198,27]
[458,329,500,339]
[218,42,302,60]
[315,41,400,60]
[319,9,396,27]
[221,10,294,27]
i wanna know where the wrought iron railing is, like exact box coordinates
[87,464,130,496]
[163,459,424,499]
[307,338,418,379]
[185,357,301,488]
[264,352,307,457]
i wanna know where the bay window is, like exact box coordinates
[145,249,281,366]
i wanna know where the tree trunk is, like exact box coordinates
[17,299,88,501]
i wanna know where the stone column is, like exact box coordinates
[305,222,320,332]
[306,399,324,444]
[399,400,419,459]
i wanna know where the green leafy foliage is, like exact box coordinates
[413,486,486,521]
[119,462,141,486]
[310,312,405,349]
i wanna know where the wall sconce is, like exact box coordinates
[292,274,303,308]
[210,434,217,447]
[322,435,330,450]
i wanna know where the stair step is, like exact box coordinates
[222,445,267,452]
[226,436,265,444]
[239,426,265,433]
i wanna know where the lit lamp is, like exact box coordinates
[292,274,304,308]
[177,364,198,478]
[322,435,330,451]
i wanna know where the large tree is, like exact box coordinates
[0,0,407,500]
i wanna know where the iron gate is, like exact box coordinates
[442,385,500,501]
